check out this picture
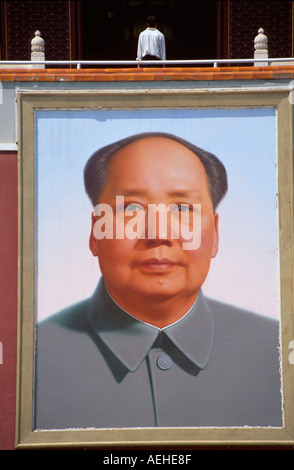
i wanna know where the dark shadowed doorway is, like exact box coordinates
[80,1,218,62]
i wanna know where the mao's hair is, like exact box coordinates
[84,132,228,211]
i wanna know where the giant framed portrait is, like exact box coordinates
[16,89,294,448]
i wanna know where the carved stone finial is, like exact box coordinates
[31,30,45,68]
[254,28,268,51]
[254,28,268,66]
[31,30,45,52]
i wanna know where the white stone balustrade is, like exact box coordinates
[254,28,268,66]
[31,30,45,68]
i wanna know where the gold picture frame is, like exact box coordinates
[16,89,294,448]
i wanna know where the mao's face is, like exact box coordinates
[90,137,219,312]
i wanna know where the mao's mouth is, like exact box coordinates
[139,258,177,271]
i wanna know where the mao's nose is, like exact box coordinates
[144,204,176,245]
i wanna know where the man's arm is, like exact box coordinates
[161,34,166,60]
[136,33,143,60]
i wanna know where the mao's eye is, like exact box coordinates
[124,203,145,212]
[171,204,192,212]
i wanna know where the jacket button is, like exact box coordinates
[157,354,172,370]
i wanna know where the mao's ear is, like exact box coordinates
[89,212,99,257]
[211,212,219,259]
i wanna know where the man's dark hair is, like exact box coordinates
[147,16,157,27]
[84,132,228,211]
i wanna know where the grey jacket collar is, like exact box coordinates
[87,278,214,373]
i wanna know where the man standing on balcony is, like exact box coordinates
[137,16,166,65]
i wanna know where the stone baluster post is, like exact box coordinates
[254,28,268,66]
[31,30,45,68]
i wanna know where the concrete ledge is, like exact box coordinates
[0,144,18,151]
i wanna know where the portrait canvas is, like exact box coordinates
[32,105,283,432]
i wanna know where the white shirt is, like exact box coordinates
[137,27,166,60]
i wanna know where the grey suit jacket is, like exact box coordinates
[35,278,282,430]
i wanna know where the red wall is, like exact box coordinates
[0,152,18,450]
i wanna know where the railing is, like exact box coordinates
[0,57,293,69]
[0,28,294,69]
[0,28,292,69]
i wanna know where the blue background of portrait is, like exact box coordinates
[36,107,278,320]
